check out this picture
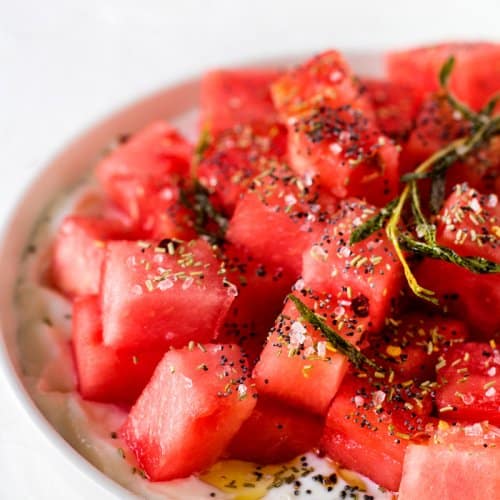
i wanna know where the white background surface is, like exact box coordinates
[1,1,499,498]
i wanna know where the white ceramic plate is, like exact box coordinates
[0,52,383,499]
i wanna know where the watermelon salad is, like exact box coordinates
[20,42,500,499]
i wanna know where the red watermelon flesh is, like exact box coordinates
[200,68,281,134]
[51,215,133,297]
[96,120,192,221]
[436,342,500,426]
[361,78,421,142]
[288,105,400,205]
[364,313,469,383]
[415,259,500,341]
[436,184,500,262]
[197,122,288,215]
[121,343,256,481]
[226,396,323,464]
[302,199,404,333]
[321,374,434,492]
[398,422,500,500]
[72,296,163,405]
[101,239,234,351]
[272,50,373,120]
[387,42,500,110]
[226,164,338,277]
[253,289,370,416]
[217,244,295,366]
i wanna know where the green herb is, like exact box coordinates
[349,198,399,245]
[288,295,383,372]
[351,57,500,305]
[399,234,500,274]
[194,128,212,164]
[180,180,228,245]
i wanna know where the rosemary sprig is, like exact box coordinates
[349,198,399,245]
[351,73,500,304]
[399,234,500,274]
[288,294,383,372]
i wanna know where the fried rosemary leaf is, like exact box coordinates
[288,294,383,372]
[481,93,500,117]
[193,129,212,164]
[399,234,500,274]
[349,198,399,245]
[180,180,228,245]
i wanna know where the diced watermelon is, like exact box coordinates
[200,69,281,134]
[302,199,404,333]
[288,105,400,205]
[72,296,163,404]
[437,184,500,262]
[321,374,434,492]
[226,165,338,277]
[364,313,468,383]
[415,185,500,339]
[271,50,373,119]
[226,396,323,464]
[435,342,500,425]
[361,79,421,141]
[415,259,500,340]
[400,93,471,173]
[398,422,500,500]
[217,244,295,366]
[96,121,192,221]
[121,343,256,481]
[197,122,288,215]
[253,289,370,416]
[387,42,500,110]
[51,215,132,297]
[101,239,234,351]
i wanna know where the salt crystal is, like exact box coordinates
[293,278,305,291]
[334,306,346,317]
[226,283,239,297]
[485,387,496,398]
[339,131,351,142]
[317,341,327,358]
[329,142,343,155]
[290,321,307,346]
[131,284,143,296]
[460,393,475,405]
[158,279,174,291]
[354,395,364,407]
[182,277,194,290]
[469,197,481,214]
[285,194,297,206]
[372,390,386,406]
[238,384,248,398]
[338,246,351,258]
[160,188,174,201]
[464,423,484,437]
[330,70,343,83]
[487,194,498,208]
[488,366,497,377]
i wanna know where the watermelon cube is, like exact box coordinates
[72,296,163,404]
[302,199,404,333]
[436,342,500,426]
[288,105,400,205]
[121,343,256,481]
[387,42,500,110]
[271,50,373,119]
[226,165,338,277]
[200,69,281,134]
[51,215,132,297]
[197,122,288,215]
[217,244,295,366]
[321,374,434,492]
[415,185,500,339]
[399,423,500,500]
[365,313,469,383]
[96,120,192,221]
[437,184,500,262]
[101,239,234,351]
[226,395,323,464]
[253,289,370,416]
[361,78,421,142]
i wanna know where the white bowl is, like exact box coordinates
[0,52,382,499]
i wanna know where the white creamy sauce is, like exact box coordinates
[14,181,390,499]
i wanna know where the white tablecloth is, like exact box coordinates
[1,1,499,498]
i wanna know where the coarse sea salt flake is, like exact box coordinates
[485,387,496,398]
[317,341,327,358]
[354,395,364,407]
[293,278,305,291]
[329,142,343,155]
[158,279,174,291]
[487,194,498,208]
